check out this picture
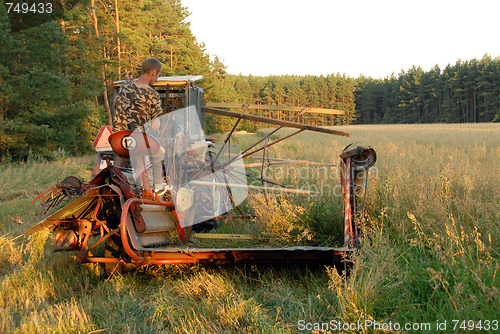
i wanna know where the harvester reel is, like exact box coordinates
[60,176,82,197]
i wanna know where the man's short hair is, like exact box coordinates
[141,58,162,74]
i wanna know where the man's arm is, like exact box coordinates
[113,87,131,131]
[151,118,160,131]
[151,91,164,131]
[152,90,163,118]
[113,101,128,131]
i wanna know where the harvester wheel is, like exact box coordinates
[104,234,136,276]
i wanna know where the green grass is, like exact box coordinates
[1,123,499,333]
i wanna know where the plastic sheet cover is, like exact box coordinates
[130,106,248,227]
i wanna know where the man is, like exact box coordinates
[113,58,163,131]
[113,58,166,195]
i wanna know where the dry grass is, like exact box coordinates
[253,123,500,327]
[0,123,498,333]
[249,193,313,246]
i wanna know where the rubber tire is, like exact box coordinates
[104,234,136,276]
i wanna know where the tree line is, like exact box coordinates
[355,55,500,124]
[1,1,498,162]
[209,55,499,131]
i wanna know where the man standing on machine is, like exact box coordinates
[113,58,167,195]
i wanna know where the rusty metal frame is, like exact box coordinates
[341,157,354,248]
[34,156,360,267]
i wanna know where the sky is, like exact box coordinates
[181,0,500,79]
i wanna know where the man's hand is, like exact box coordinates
[124,71,133,80]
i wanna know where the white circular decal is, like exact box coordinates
[121,136,137,150]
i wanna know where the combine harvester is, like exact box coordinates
[26,76,376,274]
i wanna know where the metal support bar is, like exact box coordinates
[238,128,306,162]
[202,106,350,137]
[80,228,120,260]
[228,107,310,166]
[214,111,244,163]
[231,168,291,189]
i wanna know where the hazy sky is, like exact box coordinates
[181,0,500,78]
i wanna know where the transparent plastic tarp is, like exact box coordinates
[130,106,248,227]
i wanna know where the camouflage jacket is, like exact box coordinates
[112,80,163,131]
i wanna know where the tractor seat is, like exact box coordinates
[108,130,161,158]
